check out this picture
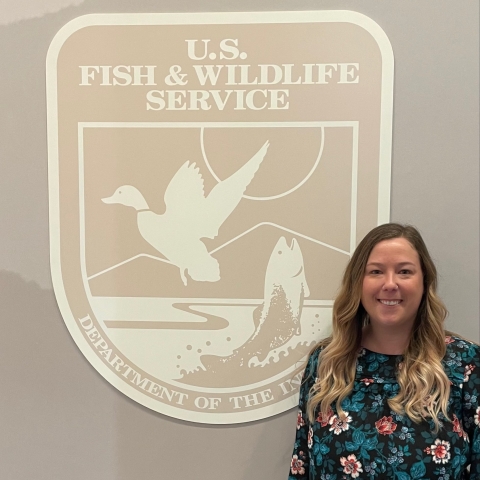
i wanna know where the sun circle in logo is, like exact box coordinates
[200,126,324,201]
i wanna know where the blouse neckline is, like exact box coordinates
[360,346,404,357]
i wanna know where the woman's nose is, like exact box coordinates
[382,273,398,290]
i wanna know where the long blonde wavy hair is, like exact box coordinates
[307,223,450,429]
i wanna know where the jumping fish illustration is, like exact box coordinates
[201,236,310,370]
[244,236,310,361]
[102,141,270,285]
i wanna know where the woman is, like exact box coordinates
[289,223,480,479]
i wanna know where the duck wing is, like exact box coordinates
[201,141,270,239]
[164,161,206,219]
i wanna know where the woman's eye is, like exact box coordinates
[369,270,381,275]
[399,269,412,275]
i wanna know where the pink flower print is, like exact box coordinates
[445,336,455,344]
[360,378,374,386]
[430,439,451,464]
[296,410,305,430]
[316,407,334,427]
[452,413,466,439]
[375,416,397,435]
[329,413,352,435]
[474,406,480,426]
[340,454,363,478]
[464,364,475,382]
[308,426,313,449]
[291,454,305,475]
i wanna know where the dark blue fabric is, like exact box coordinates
[289,336,480,479]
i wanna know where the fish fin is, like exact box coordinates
[253,303,264,329]
[180,268,188,286]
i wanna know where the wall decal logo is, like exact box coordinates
[47,11,393,423]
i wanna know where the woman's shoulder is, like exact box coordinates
[304,338,331,372]
[310,337,332,356]
[444,333,480,356]
[443,333,480,385]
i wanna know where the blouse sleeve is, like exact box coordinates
[288,349,319,480]
[461,342,480,479]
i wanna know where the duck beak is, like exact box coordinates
[102,195,116,204]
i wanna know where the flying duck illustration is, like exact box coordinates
[102,141,270,285]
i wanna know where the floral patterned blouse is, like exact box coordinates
[289,336,480,479]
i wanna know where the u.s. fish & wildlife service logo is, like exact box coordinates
[47,11,393,423]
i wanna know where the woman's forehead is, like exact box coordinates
[367,238,420,263]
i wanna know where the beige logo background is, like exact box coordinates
[47,11,393,423]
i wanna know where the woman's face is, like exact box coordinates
[361,237,424,331]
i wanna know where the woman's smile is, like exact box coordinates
[377,299,402,306]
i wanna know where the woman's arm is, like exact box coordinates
[461,342,480,479]
[288,350,319,480]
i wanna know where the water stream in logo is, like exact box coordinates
[179,236,317,387]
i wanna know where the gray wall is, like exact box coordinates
[1,1,478,479]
